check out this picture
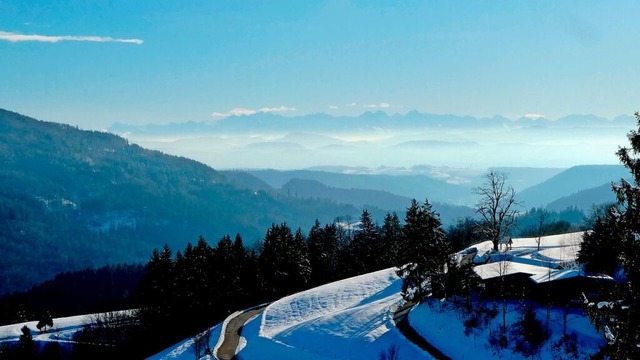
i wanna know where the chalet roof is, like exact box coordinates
[529,269,614,284]
[475,261,614,284]
[473,261,550,281]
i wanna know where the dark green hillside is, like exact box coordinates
[247,169,471,204]
[280,178,475,225]
[517,165,629,207]
[0,109,358,295]
[545,183,616,212]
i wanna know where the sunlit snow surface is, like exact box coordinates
[472,232,593,281]
[238,268,430,359]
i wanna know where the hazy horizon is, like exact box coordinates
[110,110,628,171]
[2,1,640,131]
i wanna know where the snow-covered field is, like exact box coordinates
[0,310,133,344]
[409,299,604,359]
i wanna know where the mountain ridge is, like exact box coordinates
[0,108,363,295]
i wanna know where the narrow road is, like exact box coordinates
[393,302,450,360]
[216,305,267,360]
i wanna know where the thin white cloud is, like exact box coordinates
[347,102,357,107]
[328,105,339,110]
[0,31,143,44]
[212,105,295,118]
[524,113,545,119]
[363,102,392,109]
[258,105,296,113]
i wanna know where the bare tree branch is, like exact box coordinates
[474,171,522,251]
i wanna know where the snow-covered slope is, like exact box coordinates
[148,232,608,359]
[237,268,430,359]
[0,311,133,344]
[409,299,604,359]
[148,324,221,360]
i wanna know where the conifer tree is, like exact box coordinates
[577,207,621,275]
[397,199,450,301]
[350,210,381,273]
[381,212,403,267]
[308,220,342,286]
[582,112,640,359]
[260,223,310,297]
[18,325,36,360]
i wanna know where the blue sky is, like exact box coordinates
[1,1,639,130]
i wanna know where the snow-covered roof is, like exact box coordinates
[530,269,581,284]
[528,269,613,284]
[508,255,562,269]
[473,261,551,280]
[466,231,588,283]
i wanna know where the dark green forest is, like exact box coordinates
[0,202,456,358]
[0,109,361,295]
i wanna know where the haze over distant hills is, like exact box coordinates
[517,165,630,208]
[110,111,633,170]
[2,107,635,296]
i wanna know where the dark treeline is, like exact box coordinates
[130,198,479,357]
[0,202,593,357]
[0,264,145,326]
[133,209,404,356]
[2,197,488,358]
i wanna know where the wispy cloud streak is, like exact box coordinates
[212,105,295,118]
[0,31,143,44]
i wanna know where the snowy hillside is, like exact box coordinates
[146,232,608,360]
[238,268,428,359]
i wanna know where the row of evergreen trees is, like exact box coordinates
[575,112,640,359]
[132,199,456,356]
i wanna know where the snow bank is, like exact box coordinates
[147,324,221,360]
[238,268,432,360]
[260,268,399,338]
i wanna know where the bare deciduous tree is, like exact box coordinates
[536,211,546,251]
[193,328,212,360]
[474,171,521,252]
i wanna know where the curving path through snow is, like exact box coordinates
[393,303,450,360]
[216,306,267,360]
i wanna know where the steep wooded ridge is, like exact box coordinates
[0,109,359,295]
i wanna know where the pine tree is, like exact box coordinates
[397,199,450,302]
[36,311,53,333]
[260,223,310,297]
[308,220,342,286]
[582,112,640,359]
[350,210,381,274]
[577,207,621,275]
[380,212,403,268]
[142,244,174,310]
[18,325,36,360]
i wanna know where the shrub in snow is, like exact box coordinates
[378,344,400,360]
[511,304,547,357]
[552,333,579,360]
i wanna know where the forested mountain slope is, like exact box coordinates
[517,165,629,207]
[0,109,358,295]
